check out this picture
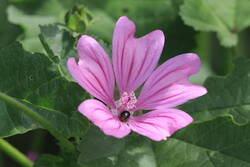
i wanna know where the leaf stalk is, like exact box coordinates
[0,92,75,153]
[0,138,33,167]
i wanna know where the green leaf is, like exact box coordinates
[77,126,125,163]
[78,130,156,167]
[34,154,64,167]
[25,77,89,115]
[83,157,114,167]
[154,116,250,166]
[180,0,250,47]
[105,0,178,36]
[39,24,76,81]
[115,135,157,167]
[7,5,57,52]
[0,40,84,115]
[0,1,22,48]
[86,10,115,42]
[0,96,87,139]
[38,25,90,115]
[7,0,68,52]
[0,42,88,138]
[34,153,83,167]
[181,57,250,125]
[0,42,56,97]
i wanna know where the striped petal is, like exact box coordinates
[112,16,164,94]
[67,35,115,107]
[78,99,131,138]
[129,109,193,141]
[136,53,207,110]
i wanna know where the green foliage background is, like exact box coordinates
[1,0,250,166]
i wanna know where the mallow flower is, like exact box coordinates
[67,16,207,141]
[26,151,39,162]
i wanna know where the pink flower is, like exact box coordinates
[26,151,39,162]
[67,16,207,141]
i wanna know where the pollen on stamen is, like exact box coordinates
[116,91,137,111]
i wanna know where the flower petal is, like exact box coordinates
[112,16,165,94]
[128,109,193,141]
[136,53,207,110]
[78,99,131,138]
[67,35,115,107]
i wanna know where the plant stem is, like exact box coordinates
[0,92,75,153]
[0,138,33,167]
[230,46,238,57]
[210,34,232,75]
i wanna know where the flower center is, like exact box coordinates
[114,92,137,122]
[116,92,137,111]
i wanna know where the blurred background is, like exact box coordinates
[1,0,250,166]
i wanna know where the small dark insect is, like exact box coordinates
[119,111,130,122]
